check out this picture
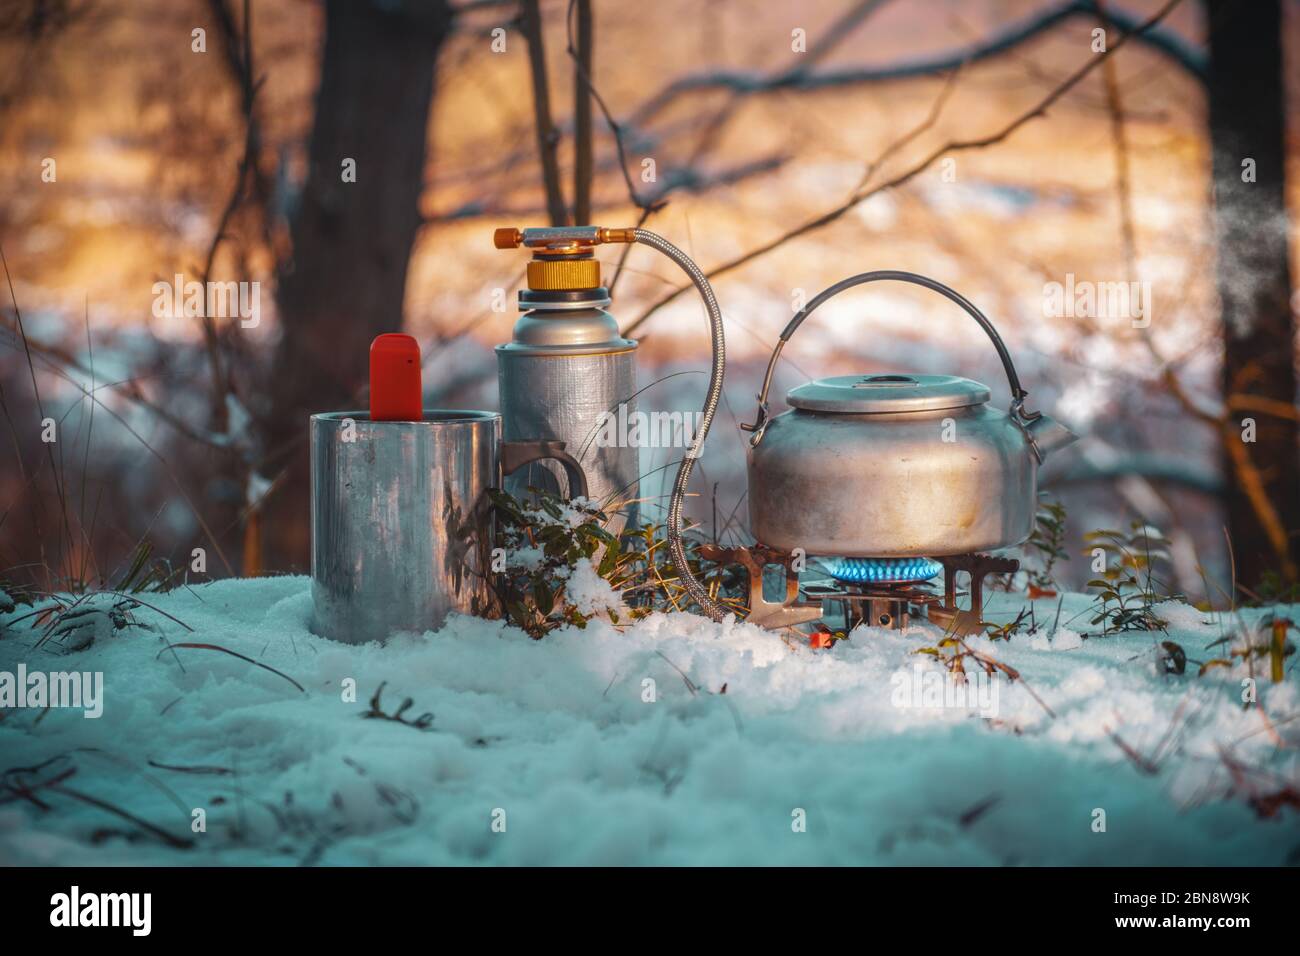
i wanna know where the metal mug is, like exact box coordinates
[309,409,588,644]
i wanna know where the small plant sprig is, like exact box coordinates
[490,489,619,638]
[1025,497,1069,596]
[489,489,748,639]
[111,541,186,594]
[0,582,34,615]
[2,539,184,644]
[1083,522,1173,635]
[1085,581,1169,635]
[914,634,1057,718]
[2,591,164,652]
[1200,616,1295,682]
[614,521,748,619]
[2,534,193,648]
[985,604,1035,641]
[915,636,1020,683]
[36,599,141,651]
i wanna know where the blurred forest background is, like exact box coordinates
[1,0,1297,605]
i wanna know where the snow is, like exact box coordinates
[0,579,1297,865]
[1153,599,1215,631]
[1036,626,1084,651]
[563,559,625,617]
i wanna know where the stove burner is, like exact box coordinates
[804,553,1021,634]
[818,555,942,584]
[699,544,1020,635]
[803,578,942,630]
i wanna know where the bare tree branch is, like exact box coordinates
[435,152,783,222]
[627,1,1204,131]
[197,0,263,434]
[853,63,964,193]
[622,0,1189,338]
[684,0,894,168]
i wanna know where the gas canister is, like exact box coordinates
[494,227,640,533]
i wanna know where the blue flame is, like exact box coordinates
[817,556,942,584]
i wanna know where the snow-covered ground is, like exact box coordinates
[1,578,1297,865]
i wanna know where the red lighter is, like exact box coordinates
[369,333,423,421]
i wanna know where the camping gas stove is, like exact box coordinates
[699,545,1019,635]
[675,270,1075,630]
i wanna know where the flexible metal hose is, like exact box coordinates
[632,229,731,621]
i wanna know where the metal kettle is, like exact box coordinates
[741,271,1078,559]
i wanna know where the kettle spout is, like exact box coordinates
[1025,413,1078,462]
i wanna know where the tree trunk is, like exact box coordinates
[1205,0,1300,589]
[262,0,452,570]
[521,0,567,225]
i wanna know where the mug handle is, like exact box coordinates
[500,440,589,499]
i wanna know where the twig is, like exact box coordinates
[362,681,435,730]
[1106,726,1161,774]
[958,793,1002,828]
[156,641,306,694]
[654,649,698,696]
[146,759,235,776]
[48,783,194,849]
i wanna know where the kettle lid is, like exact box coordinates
[786,373,990,413]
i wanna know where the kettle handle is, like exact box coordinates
[500,440,590,499]
[743,270,1036,446]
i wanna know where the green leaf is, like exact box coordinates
[533,581,556,615]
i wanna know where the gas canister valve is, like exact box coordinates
[493,225,636,250]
